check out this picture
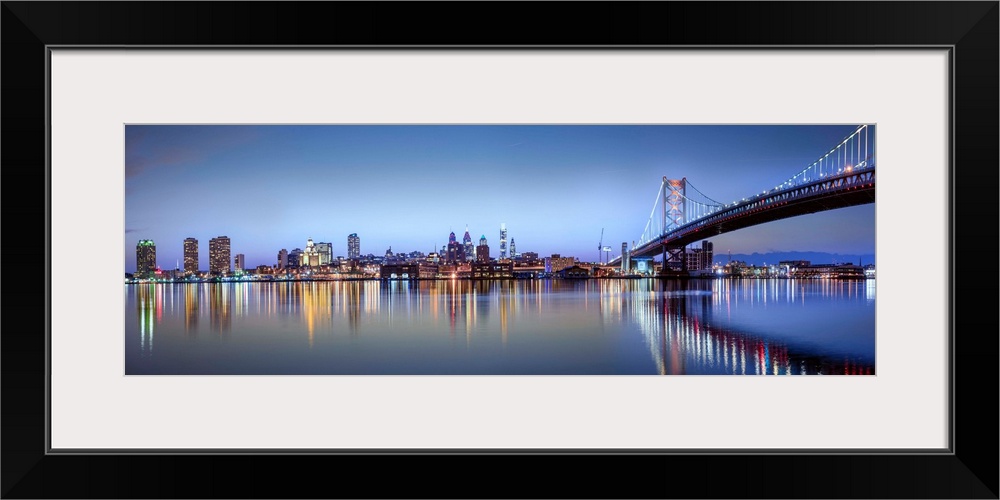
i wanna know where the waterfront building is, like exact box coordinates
[499,223,508,259]
[380,263,419,279]
[234,253,245,271]
[472,261,513,279]
[183,238,198,275]
[463,227,474,261]
[681,240,715,271]
[209,236,231,275]
[348,233,360,259]
[476,235,490,262]
[557,265,590,279]
[789,262,865,279]
[437,263,458,277]
[544,254,576,273]
[136,239,156,278]
[277,249,288,269]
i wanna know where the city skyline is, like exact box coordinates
[124,125,875,273]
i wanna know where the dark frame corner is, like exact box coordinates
[2,2,997,498]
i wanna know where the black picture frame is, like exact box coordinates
[2,2,996,498]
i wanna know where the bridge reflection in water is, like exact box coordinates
[599,279,874,375]
[128,279,874,375]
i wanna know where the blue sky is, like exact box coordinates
[124,125,875,272]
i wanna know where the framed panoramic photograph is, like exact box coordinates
[123,123,877,377]
[3,2,997,499]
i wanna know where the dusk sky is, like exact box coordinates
[124,125,875,273]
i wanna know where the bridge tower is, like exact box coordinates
[661,177,687,272]
[621,242,629,274]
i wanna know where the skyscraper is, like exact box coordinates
[209,236,231,275]
[348,233,360,259]
[287,248,302,269]
[136,239,156,278]
[183,237,198,275]
[509,238,516,259]
[462,227,474,261]
[315,242,333,265]
[234,253,245,271]
[499,223,508,259]
[446,231,465,263]
[277,248,288,269]
[476,235,490,263]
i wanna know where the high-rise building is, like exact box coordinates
[234,253,245,271]
[509,238,516,259]
[683,241,714,271]
[183,238,198,275]
[315,242,333,265]
[209,236,231,275]
[462,227,474,261]
[136,239,156,278]
[476,235,490,263]
[287,248,302,269]
[621,242,630,274]
[445,231,465,263]
[348,233,360,259]
[499,223,508,259]
[277,249,288,269]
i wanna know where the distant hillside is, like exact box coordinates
[715,251,876,267]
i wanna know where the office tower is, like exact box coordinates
[315,242,333,265]
[700,240,714,271]
[445,231,465,263]
[277,249,288,269]
[136,239,156,278]
[622,242,630,274]
[287,248,302,269]
[476,235,490,263]
[209,236,231,275]
[499,223,508,259]
[183,237,198,275]
[462,227,474,261]
[348,233,360,259]
[509,239,516,259]
[234,253,245,271]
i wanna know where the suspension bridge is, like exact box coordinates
[610,125,875,271]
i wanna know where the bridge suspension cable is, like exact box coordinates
[628,124,875,257]
[683,179,725,207]
[638,179,666,248]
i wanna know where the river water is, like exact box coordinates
[125,278,875,375]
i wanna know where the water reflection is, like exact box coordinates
[607,279,875,375]
[126,278,875,375]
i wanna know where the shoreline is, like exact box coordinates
[124,275,872,284]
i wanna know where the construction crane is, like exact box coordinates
[598,228,604,264]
